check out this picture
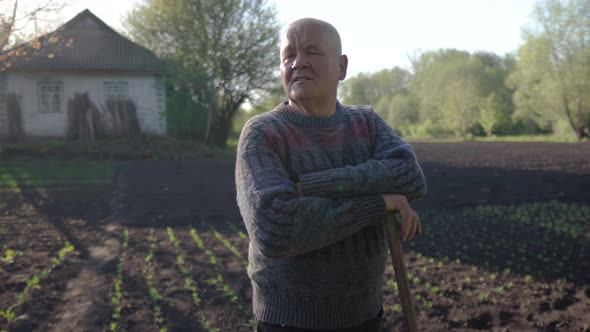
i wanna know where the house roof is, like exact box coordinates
[0,9,166,74]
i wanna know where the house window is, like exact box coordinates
[38,81,63,113]
[104,82,128,102]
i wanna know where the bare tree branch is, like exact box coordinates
[1,0,65,51]
[0,0,19,50]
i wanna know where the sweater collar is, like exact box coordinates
[275,101,346,128]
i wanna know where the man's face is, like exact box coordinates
[280,22,347,106]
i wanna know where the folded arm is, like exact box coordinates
[236,120,386,258]
[299,111,426,201]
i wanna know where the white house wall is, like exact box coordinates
[5,71,166,137]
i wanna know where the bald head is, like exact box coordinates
[279,17,348,114]
[283,18,343,56]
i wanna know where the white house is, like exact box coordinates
[0,9,166,140]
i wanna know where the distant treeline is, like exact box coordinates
[237,0,589,142]
[340,50,523,139]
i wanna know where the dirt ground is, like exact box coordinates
[0,142,589,332]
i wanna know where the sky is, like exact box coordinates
[57,0,538,77]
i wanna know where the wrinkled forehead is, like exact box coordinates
[280,21,341,55]
[280,24,313,48]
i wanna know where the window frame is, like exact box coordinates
[37,80,63,113]
[103,81,129,102]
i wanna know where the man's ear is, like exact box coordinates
[339,54,348,80]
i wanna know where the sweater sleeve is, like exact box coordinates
[235,118,386,258]
[299,111,427,201]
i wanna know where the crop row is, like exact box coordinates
[408,201,590,283]
[167,227,218,332]
[0,241,75,332]
[105,224,252,332]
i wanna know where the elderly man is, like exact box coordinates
[235,18,426,332]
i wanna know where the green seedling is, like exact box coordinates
[190,229,205,250]
[421,300,433,309]
[1,249,22,264]
[386,279,396,290]
[110,228,128,332]
[143,229,167,332]
[166,227,180,248]
[227,223,248,240]
[211,228,247,268]
[2,241,75,331]
[478,292,490,301]
[0,307,16,325]
[189,228,241,305]
[167,228,217,332]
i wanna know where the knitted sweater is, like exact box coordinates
[235,101,426,329]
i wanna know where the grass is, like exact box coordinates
[0,135,236,161]
[406,134,582,143]
[473,134,578,143]
[0,161,115,189]
[0,135,237,189]
[225,138,238,152]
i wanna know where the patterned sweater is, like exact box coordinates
[235,101,426,329]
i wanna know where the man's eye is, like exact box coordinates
[307,49,322,55]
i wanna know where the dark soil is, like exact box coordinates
[1,142,589,332]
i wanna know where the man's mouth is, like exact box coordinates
[293,76,312,82]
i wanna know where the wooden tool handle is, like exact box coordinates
[385,212,419,332]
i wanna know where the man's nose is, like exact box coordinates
[291,52,309,69]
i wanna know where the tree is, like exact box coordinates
[411,49,483,137]
[232,81,284,137]
[1,0,65,51]
[508,37,559,127]
[339,67,411,106]
[164,57,211,140]
[509,0,590,140]
[409,48,520,138]
[478,93,498,137]
[473,52,516,135]
[440,77,480,138]
[1,0,68,75]
[126,0,280,147]
[374,93,419,137]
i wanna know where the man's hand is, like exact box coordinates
[382,194,421,241]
